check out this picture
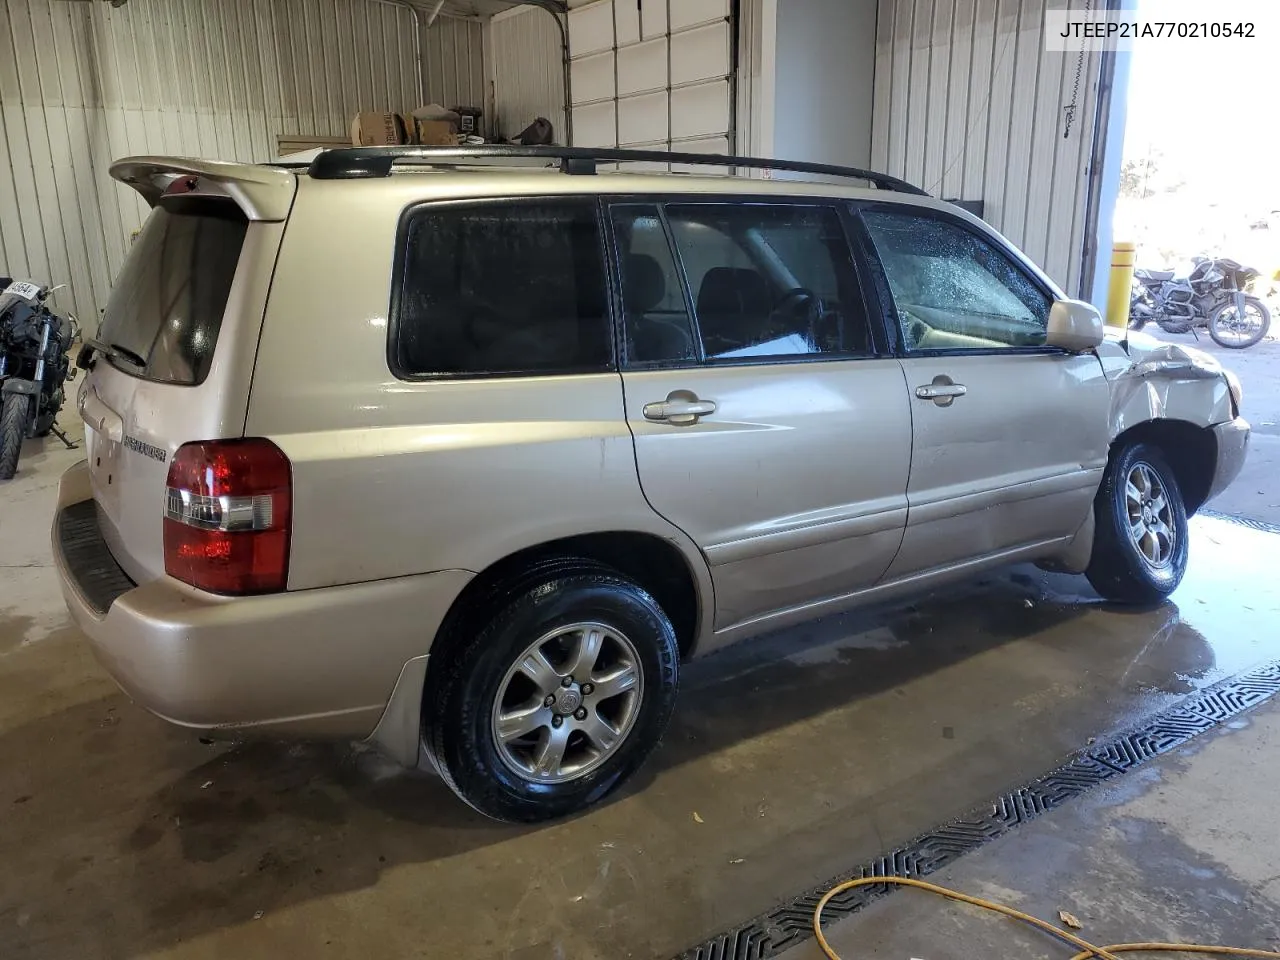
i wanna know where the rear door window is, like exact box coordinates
[98,201,248,385]
[394,200,612,377]
[610,204,698,364]
[664,203,872,361]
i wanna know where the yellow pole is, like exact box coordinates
[1105,241,1136,329]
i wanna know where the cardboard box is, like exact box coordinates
[415,119,458,146]
[350,112,409,146]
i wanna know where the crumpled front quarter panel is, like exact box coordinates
[1096,335,1234,437]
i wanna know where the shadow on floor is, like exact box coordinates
[1,563,1219,959]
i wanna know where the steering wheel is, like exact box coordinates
[772,287,824,346]
[773,287,816,317]
[900,308,929,350]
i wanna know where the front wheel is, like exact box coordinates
[1085,443,1189,604]
[0,393,30,480]
[1209,296,1271,348]
[425,567,679,822]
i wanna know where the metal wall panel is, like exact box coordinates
[422,12,485,110]
[489,5,565,140]
[0,0,484,333]
[872,0,1102,295]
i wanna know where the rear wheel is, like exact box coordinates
[1085,442,1189,604]
[0,393,29,480]
[1209,296,1270,348]
[425,566,679,822]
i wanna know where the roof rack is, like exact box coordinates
[305,145,929,196]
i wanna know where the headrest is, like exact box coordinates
[623,254,666,313]
[696,267,771,317]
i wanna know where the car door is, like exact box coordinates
[609,198,912,637]
[856,204,1111,580]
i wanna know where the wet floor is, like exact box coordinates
[2,435,1279,958]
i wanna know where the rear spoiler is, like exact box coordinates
[110,157,295,221]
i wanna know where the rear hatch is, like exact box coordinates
[81,158,295,584]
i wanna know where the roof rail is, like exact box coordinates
[305,145,929,196]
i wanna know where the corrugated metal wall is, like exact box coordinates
[871,0,1102,295]
[0,0,483,332]
[423,13,486,111]
[488,6,565,141]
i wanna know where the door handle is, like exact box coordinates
[915,375,967,407]
[643,390,717,426]
[915,384,967,399]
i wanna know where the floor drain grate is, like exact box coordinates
[676,658,1280,960]
[1201,510,1280,535]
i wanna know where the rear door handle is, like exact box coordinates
[643,391,717,426]
[914,384,967,399]
[915,376,967,407]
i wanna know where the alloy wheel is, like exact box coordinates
[1124,461,1176,569]
[491,622,643,784]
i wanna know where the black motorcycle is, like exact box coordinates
[0,278,79,480]
[1129,257,1271,349]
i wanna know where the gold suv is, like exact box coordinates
[53,146,1248,821]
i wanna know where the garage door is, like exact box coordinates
[567,0,733,157]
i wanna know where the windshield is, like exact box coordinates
[98,202,247,385]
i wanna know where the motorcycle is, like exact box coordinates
[1129,257,1271,349]
[0,277,80,480]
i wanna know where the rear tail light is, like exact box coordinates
[163,438,292,594]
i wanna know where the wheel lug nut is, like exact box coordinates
[581,683,594,695]
[544,695,555,707]
[574,707,587,721]
[552,715,563,728]
[561,676,573,688]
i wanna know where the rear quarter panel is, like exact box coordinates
[246,177,710,601]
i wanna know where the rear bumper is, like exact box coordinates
[1206,417,1250,505]
[52,460,471,753]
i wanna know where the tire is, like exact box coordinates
[425,565,679,822]
[34,411,55,438]
[1155,317,1194,335]
[0,393,29,481]
[1085,442,1189,605]
[1209,296,1271,349]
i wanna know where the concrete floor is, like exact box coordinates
[780,699,1280,959]
[2,343,1279,960]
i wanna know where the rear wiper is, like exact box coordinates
[81,337,146,369]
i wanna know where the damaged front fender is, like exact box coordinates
[1095,333,1235,436]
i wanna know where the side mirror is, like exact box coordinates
[1045,299,1105,353]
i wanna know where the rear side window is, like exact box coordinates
[394,201,611,377]
[98,201,247,385]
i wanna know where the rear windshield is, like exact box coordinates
[98,200,248,385]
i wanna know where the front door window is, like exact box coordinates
[860,209,1052,351]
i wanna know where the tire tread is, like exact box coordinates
[0,393,29,481]
[1085,442,1189,604]
[424,561,679,822]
